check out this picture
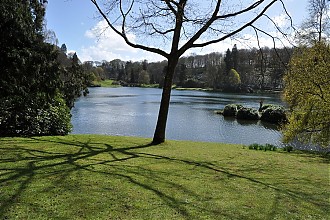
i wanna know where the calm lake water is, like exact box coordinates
[71,87,286,146]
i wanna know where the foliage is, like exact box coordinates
[236,107,260,120]
[60,43,67,54]
[137,70,150,84]
[220,104,288,125]
[228,69,241,86]
[0,1,74,136]
[247,143,278,151]
[0,92,71,136]
[283,145,294,152]
[182,79,205,88]
[84,46,291,92]
[259,104,276,112]
[260,105,288,124]
[0,1,58,97]
[223,104,243,117]
[59,52,89,109]
[283,42,330,147]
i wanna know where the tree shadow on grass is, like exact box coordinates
[0,136,328,219]
[0,137,195,219]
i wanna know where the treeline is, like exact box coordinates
[84,44,293,92]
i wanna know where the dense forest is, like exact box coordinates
[83,44,293,92]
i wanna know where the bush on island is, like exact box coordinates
[223,104,243,117]
[260,105,287,124]
[259,104,275,112]
[236,107,260,120]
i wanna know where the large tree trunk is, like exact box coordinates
[152,58,178,144]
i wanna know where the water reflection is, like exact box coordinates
[233,118,279,130]
[71,87,285,146]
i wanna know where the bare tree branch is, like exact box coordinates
[90,0,169,58]
[252,25,291,69]
[180,0,277,54]
[162,0,178,16]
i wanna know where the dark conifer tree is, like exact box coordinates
[224,49,233,74]
[232,44,239,71]
[0,0,72,136]
[60,43,68,54]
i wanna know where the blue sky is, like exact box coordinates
[45,0,309,62]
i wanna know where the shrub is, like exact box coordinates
[248,143,278,151]
[0,92,72,137]
[260,105,287,124]
[259,104,275,112]
[265,144,277,151]
[223,104,243,117]
[236,107,260,120]
[283,145,294,152]
[248,143,262,150]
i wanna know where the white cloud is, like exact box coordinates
[79,20,164,62]
[184,38,233,56]
[273,13,289,28]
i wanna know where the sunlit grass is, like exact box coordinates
[90,79,121,87]
[99,79,120,87]
[0,135,328,219]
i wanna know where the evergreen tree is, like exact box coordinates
[178,63,187,86]
[0,0,71,136]
[60,43,67,54]
[232,44,239,71]
[61,53,88,109]
[142,59,148,71]
[224,49,233,74]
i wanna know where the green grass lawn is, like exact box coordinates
[0,135,329,219]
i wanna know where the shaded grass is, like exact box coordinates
[0,135,329,219]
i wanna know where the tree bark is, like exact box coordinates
[152,58,178,144]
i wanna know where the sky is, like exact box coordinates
[45,0,310,63]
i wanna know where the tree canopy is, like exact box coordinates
[283,42,330,147]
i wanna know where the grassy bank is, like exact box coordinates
[91,80,121,88]
[0,135,328,219]
[174,87,213,91]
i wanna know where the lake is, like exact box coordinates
[71,87,285,146]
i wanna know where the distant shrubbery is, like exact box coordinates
[247,143,278,151]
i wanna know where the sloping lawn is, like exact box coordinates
[0,135,328,219]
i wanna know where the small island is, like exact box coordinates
[215,103,288,125]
